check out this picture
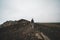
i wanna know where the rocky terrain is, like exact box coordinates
[0,19,60,40]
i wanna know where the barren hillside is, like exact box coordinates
[0,19,60,40]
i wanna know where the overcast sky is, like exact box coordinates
[0,0,60,24]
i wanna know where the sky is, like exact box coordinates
[0,0,60,24]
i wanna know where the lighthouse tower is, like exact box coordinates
[31,19,34,29]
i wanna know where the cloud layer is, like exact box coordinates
[0,0,60,24]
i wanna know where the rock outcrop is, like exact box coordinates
[0,19,60,40]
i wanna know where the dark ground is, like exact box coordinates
[35,23,60,40]
[0,19,60,40]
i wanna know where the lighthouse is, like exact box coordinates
[31,19,34,29]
